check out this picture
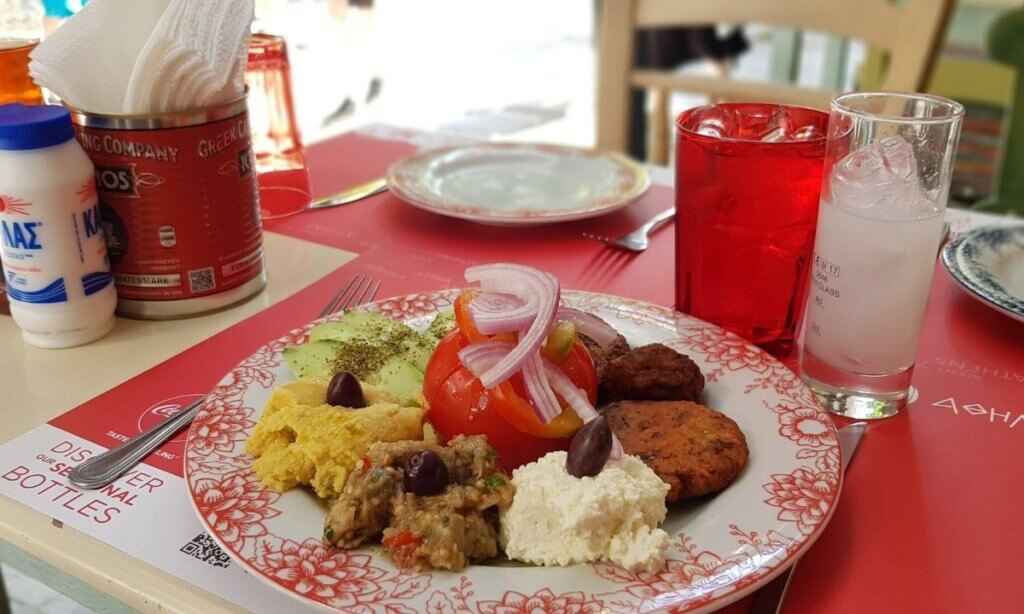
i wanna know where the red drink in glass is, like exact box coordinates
[675,103,828,357]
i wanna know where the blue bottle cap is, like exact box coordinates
[0,104,76,151]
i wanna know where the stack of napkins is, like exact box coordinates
[29,0,254,115]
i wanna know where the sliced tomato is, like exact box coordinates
[454,291,486,342]
[556,340,598,398]
[426,364,568,469]
[424,308,598,470]
[423,331,465,398]
[451,291,590,438]
[485,374,584,439]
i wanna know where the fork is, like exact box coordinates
[68,274,381,490]
[318,274,382,319]
[582,207,675,252]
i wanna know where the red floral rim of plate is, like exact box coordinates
[184,290,841,613]
[386,143,651,222]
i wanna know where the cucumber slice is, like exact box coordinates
[310,311,409,343]
[401,335,435,371]
[425,310,456,343]
[366,356,424,407]
[287,310,438,403]
[283,340,343,380]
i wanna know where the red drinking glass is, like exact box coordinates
[675,103,828,357]
[245,33,312,220]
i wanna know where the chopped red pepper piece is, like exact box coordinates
[382,530,422,567]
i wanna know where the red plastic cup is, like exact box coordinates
[245,33,312,220]
[675,103,829,357]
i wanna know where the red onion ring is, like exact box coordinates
[557,307,619,348]
[464,264,559,388]
[470,293,536,334]
[457,339,558,422]
[522,350,561,422]
[458,338,623,458]
[542,359,622,460]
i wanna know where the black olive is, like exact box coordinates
[327,371,366,408]
[403,450,450,496]
[566,416,613,477]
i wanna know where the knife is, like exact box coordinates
[750,422,867,614]
[309,177,388,210]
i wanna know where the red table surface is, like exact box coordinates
[46,130,1024,612]
[271,132,1024,612]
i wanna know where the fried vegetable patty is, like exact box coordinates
[603,400,748,502]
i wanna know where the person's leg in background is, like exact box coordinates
[628,27,750,160]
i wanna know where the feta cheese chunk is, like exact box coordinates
[499,451,670,572]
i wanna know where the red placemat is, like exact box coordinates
[46,246,473,477]
[8,127,1021,612]
[264,134,679,306]
[0,247,478,612]
[782,268,1024,614]
[266,130,1024,613]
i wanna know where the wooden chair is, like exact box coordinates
[597,0,954,163]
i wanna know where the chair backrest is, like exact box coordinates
[596,0,954,155]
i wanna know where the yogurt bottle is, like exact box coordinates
[0,103,116,348]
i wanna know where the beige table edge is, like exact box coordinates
[1,231,356,613]
[1,503,243,613]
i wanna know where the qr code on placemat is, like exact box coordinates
[180,533,231,568]
[188,267,216,293]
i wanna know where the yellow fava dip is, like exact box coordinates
[246,379,427,499]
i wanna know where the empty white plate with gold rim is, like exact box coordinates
[386,143,650,225]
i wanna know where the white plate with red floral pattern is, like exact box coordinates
[184,290,842,613]
[386,144,650,226]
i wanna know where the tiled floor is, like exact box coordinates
[1,566,93,614]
